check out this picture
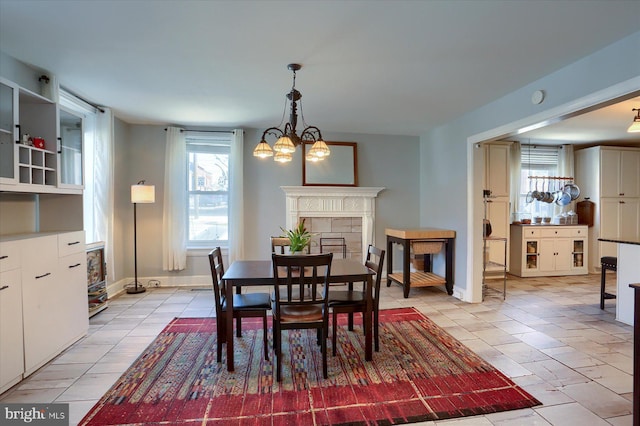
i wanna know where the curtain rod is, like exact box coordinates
[60,86,105,113]
[164,128,234,134]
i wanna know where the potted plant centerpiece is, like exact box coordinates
[280,219,313,254]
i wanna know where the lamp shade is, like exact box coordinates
[628,120,640,133]
[131,184,155,203]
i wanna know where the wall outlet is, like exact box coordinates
[148,279,160,287]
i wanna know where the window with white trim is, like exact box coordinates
[519,145,560,218]
[187,132,230,247]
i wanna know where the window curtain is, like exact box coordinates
[555,144,575,215]
[93,108,115,280]
[162,127,187,271]
[228,129,244,264]
[509,141,521,217]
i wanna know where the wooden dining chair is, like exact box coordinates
[208,247,271,362]
[271,236,310,254]
[271,252,333,381]
[328,245,385,356]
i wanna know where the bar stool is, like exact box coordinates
[600,256,617,309]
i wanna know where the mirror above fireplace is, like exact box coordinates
[302,141,358,186]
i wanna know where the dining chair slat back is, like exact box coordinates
[208,247,271,363]
[271,252,333,381]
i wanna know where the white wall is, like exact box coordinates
[113,126,420,285]
[420,31,640,302]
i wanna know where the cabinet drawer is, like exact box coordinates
[523,228,541,238]
[571,228,587,237]
[0,240,21,272]
[541,228,572,238]
[58,231,85,257]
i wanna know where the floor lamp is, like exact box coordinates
[129,180,155,294]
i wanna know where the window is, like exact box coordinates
[518,145,560,218]
[187,133,230,247]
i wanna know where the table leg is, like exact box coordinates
[365,275,373,361]
[445,238,454,295]
[386,237,393,287]
[402,239,411,298]
[226,280,234,371]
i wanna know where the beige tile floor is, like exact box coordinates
[1,272,634,425]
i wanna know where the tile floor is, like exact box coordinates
[0,272,634,425]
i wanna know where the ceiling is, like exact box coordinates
[1,0,639,141]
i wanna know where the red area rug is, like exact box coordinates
[80,307,540,425]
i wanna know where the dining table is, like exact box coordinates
[221,258,375,372]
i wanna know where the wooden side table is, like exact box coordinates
[386,228,456,298]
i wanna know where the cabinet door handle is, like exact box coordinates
[619,200,625,204]
[69,263,81,269]
[619,193,624,196]
[0,285,9,291]
[57,137,62,154]
[15,124,21,144]
[35,272,51,279]
[0,255,8,260]
[67,241,80,246]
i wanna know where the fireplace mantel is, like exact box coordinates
[281,186,384,260]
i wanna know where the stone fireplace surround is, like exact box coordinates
[281,186,385,261]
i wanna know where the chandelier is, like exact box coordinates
[253,63,330,163]
[628,108,640,133]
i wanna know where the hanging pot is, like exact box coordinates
[563,183,580,200]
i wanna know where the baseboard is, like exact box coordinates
[107,275,211,298]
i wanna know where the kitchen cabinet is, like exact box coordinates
[5,232,88,377]
[600,148,640,198]
[0,240,24,394]
[575,145,640,272]
[599,197,640,260]
[484,142,511,270]
[0,80,19,185]
[510,225,588,277]
[0,76,83,194]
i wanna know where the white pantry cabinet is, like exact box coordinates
[509,225,588,277]
[0,240,24,394]
[484,142,511,269]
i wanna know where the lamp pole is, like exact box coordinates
[128,201,145,294]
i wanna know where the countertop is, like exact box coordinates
[510,223,585,227]
[598,238,640,246]
[385,228,456,239]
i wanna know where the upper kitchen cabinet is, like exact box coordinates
[58,108,83,189]
[485,142,511,197]
[0,79,18,185]
[0,77,82,194]
[600,148,640,198]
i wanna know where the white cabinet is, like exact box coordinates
[599,198,640,260]
[600,148,640,198]
[58,108,84,189]
[484,142,511,270]
[510,225,588,277]
[575,146,640,272]
[0,79,19,185]
[5,232,88,378]
[485,143,511,197]
[0,77,83,194]
[0,240,24,393]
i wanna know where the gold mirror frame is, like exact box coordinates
[302,141,358,186]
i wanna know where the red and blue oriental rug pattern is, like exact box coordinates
[80,307,540,425]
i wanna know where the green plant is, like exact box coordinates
[280,219,313,253]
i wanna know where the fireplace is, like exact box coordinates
[281,186,384,261]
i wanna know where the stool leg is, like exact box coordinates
[600,267,606,310]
